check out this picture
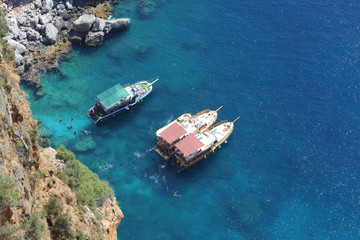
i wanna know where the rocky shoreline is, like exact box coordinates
[1,0,130,95]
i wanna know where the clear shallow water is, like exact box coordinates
[23,0,360,239]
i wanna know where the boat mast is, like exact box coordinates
[148,77,159,86]
[215,105,223,112]
[232,116,240,123]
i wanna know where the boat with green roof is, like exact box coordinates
[88,77,159,124]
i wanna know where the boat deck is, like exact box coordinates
[174,121,234,170]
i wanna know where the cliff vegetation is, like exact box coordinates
[0,7,123,240]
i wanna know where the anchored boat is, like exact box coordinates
[174,117,240,172]
[155,106,223,160]
[88,77,159,124]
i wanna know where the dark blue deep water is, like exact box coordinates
[24,0,360,239]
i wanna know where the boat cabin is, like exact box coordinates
[95,84,137,113]
[174,132,216,162]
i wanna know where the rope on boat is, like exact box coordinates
[216,105,223,112]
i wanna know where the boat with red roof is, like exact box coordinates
[173,117,239,172]
[155,106,223,160]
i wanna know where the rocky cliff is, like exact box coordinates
[0,11,123,240]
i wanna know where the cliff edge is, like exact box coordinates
[0,11,123,240]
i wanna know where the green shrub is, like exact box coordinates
[76,232,87,240]
[25,212,42,240]
[44,195,63,219]
[30,169,43,190]
[0,10,8,38]
[0,10,13,63]
[40,137,51,148]
[59,147,113,209]
[0,173,19,208]
[0,222,21,240]
[52,213,74,240]
[0,39,14,63]
[56,146,76,163]
[30,126,39,145]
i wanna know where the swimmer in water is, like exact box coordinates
[59,119,62,123]
[82,129,90,135]
[73,131,77,135]
[67,125,72,129]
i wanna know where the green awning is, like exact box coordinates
[96,84,131,109]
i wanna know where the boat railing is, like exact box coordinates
[210,120,228,130]
[193,109,210,117]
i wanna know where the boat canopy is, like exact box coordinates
[96,84,131,109]
[159,122,187,144]
[175,134,204,157]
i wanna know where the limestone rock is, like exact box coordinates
[16,16,27,26]
[57,3,66,11]
[43,23,58,44]
[27,29,41,41]
[100,197,124,240]
[94,18,106,31]
[17,65,25,75]
[58,9,70,21]
[14,53,23,66]
[18,31,27,40]
[7,17,17,27]
[54,16,64,31]
[65,1,73,10]
[24,57,34,71]
[105,18,131,33]
[34,0,42,9]
[29,16,39,28]
[39,13,52,25]
[85,31,104,47]
[8,25,19,38]
[68,29,84,44]
[3,33,14,41]
[73,14,96,33]
[62,21,72,30]
[42,0,53,14]
[7,39,26,55]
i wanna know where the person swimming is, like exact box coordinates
[73,131,77,135]
[67,125,72,129]
[82,129,90,135]
[59,119,62,123]
[173,191,182,198]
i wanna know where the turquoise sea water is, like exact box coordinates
[24,0,360,239]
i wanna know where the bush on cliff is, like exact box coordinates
[56,146,76,162]
[52,213,74,240]
[57,147,113,209]
[0,9,8,38]
[0,10,14,63]
[45,195,63,220]
[0,173,19,208]
[25,212,43,240]
[45,195,74,240]
[0,222,21,240]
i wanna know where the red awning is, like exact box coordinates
[159,122,187,144]
[175,134,204,156]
